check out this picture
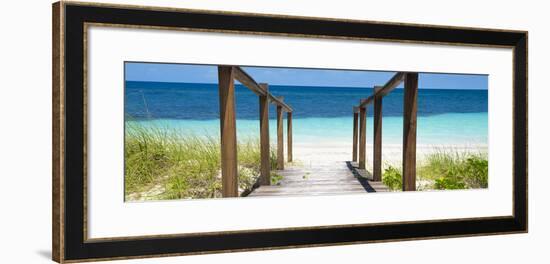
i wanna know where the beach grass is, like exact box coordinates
[124,122,277,201]
[382,149,488,191]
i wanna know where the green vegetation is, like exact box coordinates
[271,172,284,185]
[382,150,488,191]
[421,150,488,190]
[124,123,277,201]
[382,166,402,191]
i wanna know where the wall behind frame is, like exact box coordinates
[0,0,547,263]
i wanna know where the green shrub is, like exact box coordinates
[434,177,466,190]
[382,166,402,191]
[462,156,488,188]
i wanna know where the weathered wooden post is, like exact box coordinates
[259,83,270,185]
[373,86,383,181]
[358,99,368,170]
[402,73,418,191]
[218,66,238,197]
[276,97,285,170]
[287,111,293,163]
[352,107,359,162]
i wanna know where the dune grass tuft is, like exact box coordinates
[124,122,276,201]
[382,149,488,191]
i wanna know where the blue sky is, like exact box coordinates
[125,62,488,90]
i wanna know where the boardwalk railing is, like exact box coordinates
[218,66,293,197]
[352,72,419,191]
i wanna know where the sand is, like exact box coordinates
[290,142,488,169]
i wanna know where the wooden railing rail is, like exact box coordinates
[352,72,418,191]
[233,66,293,112]
[269,94,293,112]
[218,66,294,197]
[358,72,406,108]
[233,66,267,96]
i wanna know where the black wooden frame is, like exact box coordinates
[53,1,527,262]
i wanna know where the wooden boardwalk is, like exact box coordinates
[248,161,388,197]
[208,66,416,196]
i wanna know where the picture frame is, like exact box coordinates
[52,1,527,262]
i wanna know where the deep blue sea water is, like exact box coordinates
[125,81,488,145]
[125,81,487,120]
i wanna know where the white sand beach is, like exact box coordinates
[290,142,488,169]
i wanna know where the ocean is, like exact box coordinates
[125,81,488,145]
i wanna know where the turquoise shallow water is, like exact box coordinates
[127,112,487,145]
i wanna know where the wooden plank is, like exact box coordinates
[373,86,383,181]
[255,184,368,191]
[352,109,359,162]
[402,73,418,191]
[287,112,293,162]
[218,66,239,197]
[233,66,267,96]
[277,98,284,170]
[358,99,368,170]
[280,178,362,184]
[359,72,406,108]
[249,190,369,197]
[280,173,356,178]
[259,83,270,186]
[248,161,390,197]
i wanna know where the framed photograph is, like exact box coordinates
[52,1,527,262]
